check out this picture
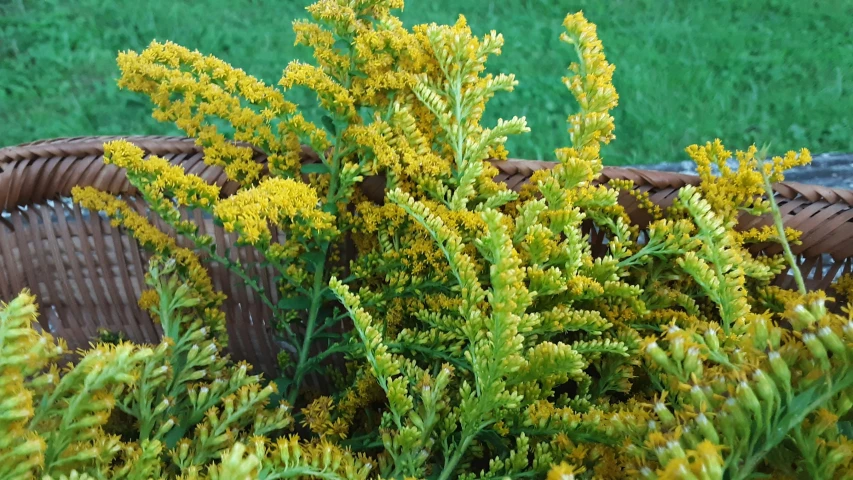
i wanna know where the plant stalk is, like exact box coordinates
[761,173,807,295]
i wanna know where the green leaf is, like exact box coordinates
[268,376,294,404]
[839,420,853,439]
[333,38,350,51]
[301,162,330,175]
[477,429,511,458]
[303,251,326,267]
[322,115,336,136]
[277,295,312,310]
[322,202,339,215]
[163,424,189,449]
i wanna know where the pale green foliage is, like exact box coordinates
[0,259,371,479]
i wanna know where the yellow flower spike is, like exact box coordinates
[280,61,360,123]
[118,40,296,183]
[102,140,221,210]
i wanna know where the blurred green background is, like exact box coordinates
[1,0,851,165]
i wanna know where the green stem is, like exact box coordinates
[264,468,345,480]
[286,115,348,403]
[791,426,822,479]
[733,369,853,480]
[761,173,807,296]
[289,256,327,405]
[437,432,476,480]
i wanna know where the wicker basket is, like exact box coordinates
[2,136,853,376]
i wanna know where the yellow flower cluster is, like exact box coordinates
[608,178,664,223]
[688,141,812,224]
[547,462,585,479]
[834,273,853,301]
[344,121,397,172]
[103,139,220,208]
[280,61,360,123]
[117,40,297,183]
[293,20,352,78]
[731,224,802,245]
[351,20,429,107]
[301,396,351,439]
[213,177,337,245]
[550,11,619,186]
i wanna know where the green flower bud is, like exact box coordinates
[30,372,56,389]
[794,304,816,326]
[680,425,701,449]
[408,411,425,430]
[654,400,676,427]
[186,326,209,343]
[654,445,670,465]
[803,333,830,368]
[196,386,210,407]
[704,327,720,352]
[157,417,176,437]
[817,326,847,357]
[696,441,724,480]
[843,322,853,342]
[690,384,709,410]
[177,439,191,464]
[152,365,170,380]
[381,431,393,448]
[184,369,208,382]
[752,369,777,404]
[695,413,720,444]
[648,419,659,432]
[186,344,201,363]
[753,317,769,348]
[155,341,170,356]
[667,440,686,459]
[153,397,172,416]
[710,375,728,396]
[718,411,737,442]
[809,298,827,321]
[768,351,791,387]
[670,336,685,362]
[683,346,703,376]
[724,398,751,438]
[737,381,762,423]
[769,326,782,350]
[639,466,658,479]
[646,341,676,374]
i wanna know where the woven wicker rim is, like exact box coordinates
[1,136,852,375]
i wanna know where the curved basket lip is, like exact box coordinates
[2,135,853,208]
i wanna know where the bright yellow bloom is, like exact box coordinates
[547,462,586,480]
[117,40,297,183]
[103,139,220,209]
[214,177,337,245]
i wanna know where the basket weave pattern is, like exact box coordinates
[2,136,852,375]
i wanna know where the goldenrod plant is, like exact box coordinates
[0,257,372,479]
[0,0,843,478]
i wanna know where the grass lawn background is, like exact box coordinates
[1,0,851,165]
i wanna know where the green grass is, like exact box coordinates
[1,0,851,165]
